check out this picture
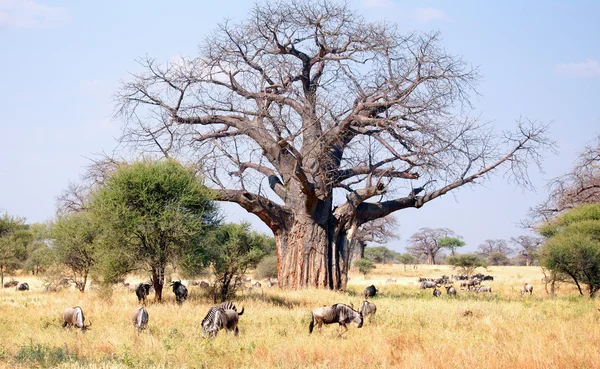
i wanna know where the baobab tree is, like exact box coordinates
[477,239,512,258]
[511,235,543,266]
[406,228,455,265]
[349,216,397,265]
[115,0,550,290]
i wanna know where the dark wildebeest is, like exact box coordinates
[359,301,377,320]
[364,285,378,299]
[420,281,437,289]
[433,288,441,297]
[62,306,91,331]
[170,280,188,304]
[16,282,29,291]
[136,283,151,304]
[201,302,243,338]
[521,283,533,296]
[132,306,149,332]
[445,285,457,296]
[200,281,210,289]
[309,303,363,336]
[4,280,19,288]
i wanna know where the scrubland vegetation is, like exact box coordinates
[1,265,599,369]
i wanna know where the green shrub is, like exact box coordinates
[254,255,278,279]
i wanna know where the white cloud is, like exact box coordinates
[363,0,392,8]
[412,7,447,22]
[0,0,69,29]
[553,58,600,78]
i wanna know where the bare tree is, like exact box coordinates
[511,235,543,266]
[114,0,550,290]
[528,135,600,225]
[477,239,511,258]
[406,228,453,265]
[349,216,397,264]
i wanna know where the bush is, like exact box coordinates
[254,255,278,279]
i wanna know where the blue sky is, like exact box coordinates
[1,0,598,254]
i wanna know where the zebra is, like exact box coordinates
[203,307,244,338]
[201,302,241,338]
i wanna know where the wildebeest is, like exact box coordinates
[4,280,19,288]
[420,281,437,289]
[309,303,363,336]
[253,281,262,288]
[359,301,377,319]
[433,288,441,297]
[200,281,210,289]
[445,285,457,296]
[136,283,151,304]
[132,306,149,332]
[461,278,481,291]
[386,277,397,283]
[170,280,188,304]
[364,285,378,299]
[62,306,91,331]
[476,286,492,293]
[521,283,533,296]
[16,282,29,291]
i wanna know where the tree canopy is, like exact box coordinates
[539,204,600,297]
[439,236,466,256]
[114,0,550,290]
[407,228,455,265]
[90,159,218,302]
[447,254,488,277]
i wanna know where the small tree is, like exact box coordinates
[203,223,269,302]
[488,252,511,266]
[51,212,102,292]
[254,255,278,280]
[407,228,455,265]
[440,237,466,256]
[91,159,218,302]
[364,246,395,264]
[539,204,600,297]
[396,253,417,271]
[354,258,375,279]
[0,214,29,287]
[24,242,55,275]
[447,254,488,277]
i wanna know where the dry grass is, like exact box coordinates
[1,265,599,369]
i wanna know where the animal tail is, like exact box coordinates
[238,307,245,316]
[308,311,315,334]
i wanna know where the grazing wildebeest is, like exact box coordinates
[420,281,437,289]
[521,283,533,296]
[433,288,441,297]
[132,306,149,332]
[482,275,494,281]
[200,281,210,289]
[170,280,188,304]
[16,282,29,291]
[359,301,377,319]
[476,286,492,293]
[253,281,261,287]
[136,283,151,304]
[201,302,243,338]
[364,285,378,299]
[445,285,457,296]
[4,280,19,288]
[309,303,363,336]
[62,306,91,331]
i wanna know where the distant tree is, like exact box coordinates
[488,252,511,266]
[349,216,397,265]
[0,214,29,287]
[396,253,417,271]
[539,204,600,297]
[477,239,511,258]
[407,228,454,265]
[24,242,55,275]
[354,258,375,279]
[439,236,466,256]
[511,235,543,266]
[51,212,102,292]
[91,159,218,302]
[364,245,395,264]
[254,255,278,280]
[202,223,269,302]
[447,254,487,277]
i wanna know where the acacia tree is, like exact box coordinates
[115,0,549,290]
[91,159,218,302]
[406,228,454,265]
[0,214,29,287]
[439,236,465,256]
[511,235,543,266]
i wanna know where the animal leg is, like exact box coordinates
[234,327,239,337]
[338,323,348,337]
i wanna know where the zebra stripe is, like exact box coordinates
[201,302,237,337]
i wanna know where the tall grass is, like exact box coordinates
[1,265,599,368]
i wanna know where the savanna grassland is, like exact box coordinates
[1,265,599,369]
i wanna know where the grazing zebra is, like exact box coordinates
[201,302,241,338]
[477,286,492,293]
[132,306,149,332]
[521,283,533,296]
[203,307,244,338]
